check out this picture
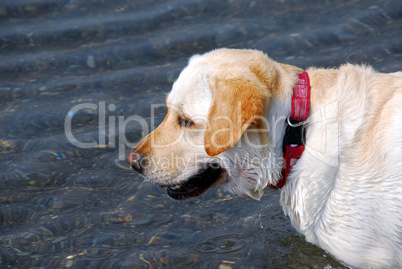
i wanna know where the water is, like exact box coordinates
[0,0,401,267]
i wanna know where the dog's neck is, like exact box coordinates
[264,63,304,186]
[277,66,342,240]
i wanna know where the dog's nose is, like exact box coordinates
[127,152,144,173]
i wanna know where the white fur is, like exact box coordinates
[280,65,402,268]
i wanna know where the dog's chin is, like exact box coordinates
[162,163,226,200]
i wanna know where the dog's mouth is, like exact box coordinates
[164,163,226,200]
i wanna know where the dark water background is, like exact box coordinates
[0,0,401,268]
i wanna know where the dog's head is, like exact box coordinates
[127,49,298,200]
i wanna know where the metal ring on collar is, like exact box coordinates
[287,116,309,128]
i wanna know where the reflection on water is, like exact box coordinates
[0,0,401,267]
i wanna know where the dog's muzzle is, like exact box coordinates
[127,153,226,200]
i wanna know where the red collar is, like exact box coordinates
[268,71,311,189]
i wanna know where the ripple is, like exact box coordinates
[188,233,246,254]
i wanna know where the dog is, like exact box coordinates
[127,48,402,268]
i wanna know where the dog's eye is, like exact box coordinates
[179,117,194,127]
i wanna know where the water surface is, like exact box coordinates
[0,0,401,267]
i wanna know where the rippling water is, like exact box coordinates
[0,0,401,267]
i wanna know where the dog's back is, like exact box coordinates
[281,65,402,267]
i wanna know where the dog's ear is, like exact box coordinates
[204,75,270,156]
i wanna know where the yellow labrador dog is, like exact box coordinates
[127,49,402,268]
